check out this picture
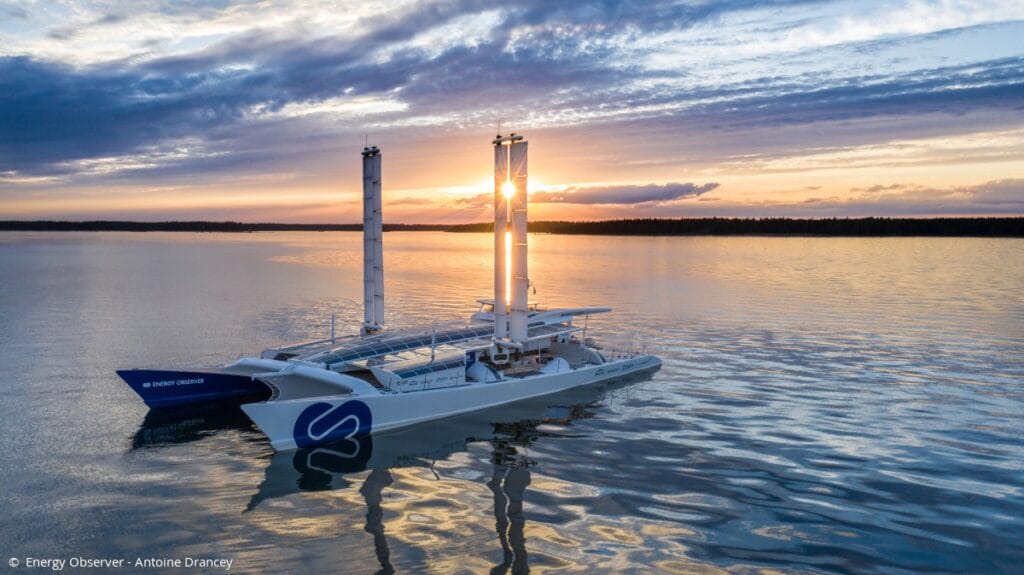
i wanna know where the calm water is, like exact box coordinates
[0,232,1022,575]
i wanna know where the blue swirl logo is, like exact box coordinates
[293,400,373,448]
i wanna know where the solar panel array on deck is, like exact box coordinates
[393,356,467,379]
[321,324,495,367]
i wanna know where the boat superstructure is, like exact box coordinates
[238,134,661,450]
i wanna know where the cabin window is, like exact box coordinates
[481,303,494,313]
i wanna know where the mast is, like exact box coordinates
[508,137,528,343]
[492,133,528,343]
[493,138,509,339]
[362,146,383,335]
[372,149,384,329]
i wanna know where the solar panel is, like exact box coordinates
[314,321,579,368]
[318,324,495,367]
[393,357,467,379]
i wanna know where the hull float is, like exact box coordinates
[117,369,270,409]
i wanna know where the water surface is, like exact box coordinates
[0,232,1021,574]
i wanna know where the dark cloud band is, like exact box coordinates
[532,182,719,204]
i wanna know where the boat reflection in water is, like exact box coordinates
[246,372,651,575]
[271,420,555,575]
[129,371,652,574]
[487,423,540,575]
[338,426,543,575]
[130,400,258,449]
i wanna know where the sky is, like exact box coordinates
[1,0,1022,223]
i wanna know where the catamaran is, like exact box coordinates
[117,134,661,450]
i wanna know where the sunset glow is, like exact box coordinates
[0,1,1022,222]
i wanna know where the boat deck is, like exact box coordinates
[262,374,354,401]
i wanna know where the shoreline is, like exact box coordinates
[1,217,1022,237]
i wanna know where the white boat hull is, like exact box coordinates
[242,355,661,451]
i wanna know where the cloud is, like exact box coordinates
[532,182,719,205]
[939,178,1024,208]
[0,0,1022,221]
[387,196,434,206]
[565,178,1024,218]
[0,56,258,174]
[769,179,1024,215]
[47,12,127,40]
[851,183,912,193]
[450,182,718,208]
[0,2,27,20]
[2,2,1021,183]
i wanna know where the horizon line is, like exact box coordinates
[3,216,1024,226]
[2,217,1021,238]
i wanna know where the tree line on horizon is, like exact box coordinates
[450,217,1024,236]
[0,217,1021,236]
